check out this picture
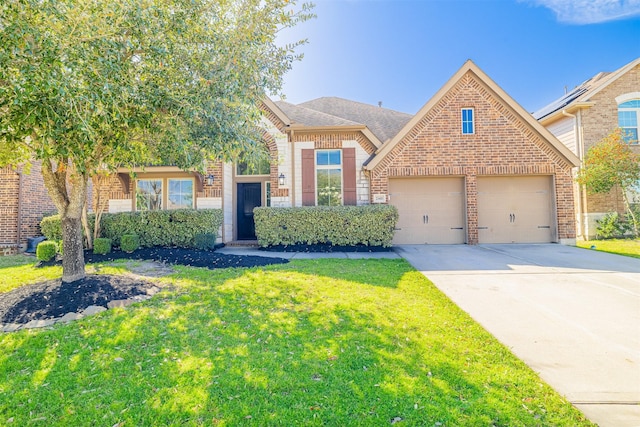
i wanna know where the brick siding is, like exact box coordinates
[370,71,576,244]
[580,64,640,215]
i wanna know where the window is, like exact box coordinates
[236,158,271,175]
[136,179,163,211]
[619,100,640,144]
[316,150,342,206]
[462,108,474,134]
[265,181,272,207]
[136,177,194,211]
[168,179,194,209]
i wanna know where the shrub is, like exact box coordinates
[40,214,96,245]
[595,212,628,239]
[120,234,140,253]
[193,233,217,251]
[101,209,223,248]
[93,238,112,255]
[40,215,62,241]
[36,241,58,262]
[254,205,399,247]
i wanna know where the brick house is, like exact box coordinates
[0,162,56,255]
[2,60,580,249]
[534,57,640,239]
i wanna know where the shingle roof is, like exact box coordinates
[298,97,413,142]
[274,101,361,128]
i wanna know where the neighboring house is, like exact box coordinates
[2,60,581,250]
[534,57,640,239]
[0,162,56,255]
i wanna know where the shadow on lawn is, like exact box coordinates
[0,264,589,426]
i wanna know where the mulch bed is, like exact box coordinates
[1,248,288,325]
[261,244,391,252]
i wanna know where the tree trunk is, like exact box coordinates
[621,188,639,237]
[40,159,88,283]
[62,216,86,282]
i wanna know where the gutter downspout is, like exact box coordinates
[562,109,585,240]
[16,168,24,250]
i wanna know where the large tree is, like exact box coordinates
[0,0,313,282]
[576,129,640,236]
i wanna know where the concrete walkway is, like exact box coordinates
[396,244,640,427]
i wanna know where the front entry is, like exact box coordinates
[237,183,262,240]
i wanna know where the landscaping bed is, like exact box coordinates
[1,248,288,325]
[260,243,392,252]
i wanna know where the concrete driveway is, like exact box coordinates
[396,244,640,427]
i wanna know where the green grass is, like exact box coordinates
[0,259,593,426]
[0,255,61,293]
[577,238,640,259]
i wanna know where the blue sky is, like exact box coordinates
[277,0,640,114]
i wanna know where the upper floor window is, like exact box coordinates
[462,108,474,134]
[316,149,342,206]
[618,99,639,144]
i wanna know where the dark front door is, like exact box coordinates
[237,183,262,240]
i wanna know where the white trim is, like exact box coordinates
[616,92,640,105]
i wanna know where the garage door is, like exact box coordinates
[389,177,465,244]
[477,176,555,244]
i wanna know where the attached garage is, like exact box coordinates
[477,176,555,244]
[389,177,465,244]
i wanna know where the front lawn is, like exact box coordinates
[0,259,592,426]
[577,238,640,259]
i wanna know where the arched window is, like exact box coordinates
[618,99,640,144]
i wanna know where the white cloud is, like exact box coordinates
[524,0,640,24]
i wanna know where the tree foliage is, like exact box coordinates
[0,0,313,281]
[577,129,640,236]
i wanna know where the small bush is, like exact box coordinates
[36,241,58,262]
[596,212,628,239]
[120,234,140,253]
[194,233,217,251]
[56,240,64,256]
[93,238,112,255]
[254,205,399,247]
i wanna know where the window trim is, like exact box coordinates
[134,176,195,211]
[618,99,640,145]
[315,149,343,206]
[462,108,475,135]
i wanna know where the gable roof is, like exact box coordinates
[533,57,640,122]
[365,60,580,171]
[299,97,413,143]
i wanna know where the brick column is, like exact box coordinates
[465,172,478,245]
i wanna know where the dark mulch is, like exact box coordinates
[1,248,288,326]
[260,244,391,253]
[0,275,150,324]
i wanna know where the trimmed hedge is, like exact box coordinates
[101,209,223,248]
[40,209,223,249]
[93,238,112,255]
[120,234,140,253]
[36,241,58,261]
[40,214,96,243]
[254,205,399,248]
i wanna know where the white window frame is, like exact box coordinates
[167,178,195,210]
[618,100,639,145]
[315,149,343,206]
[135,177,195,211]
[136,179,164,211]
[462,108,475,135]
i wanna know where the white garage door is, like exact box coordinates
[477,176,555,244]
[389,177,465,244]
